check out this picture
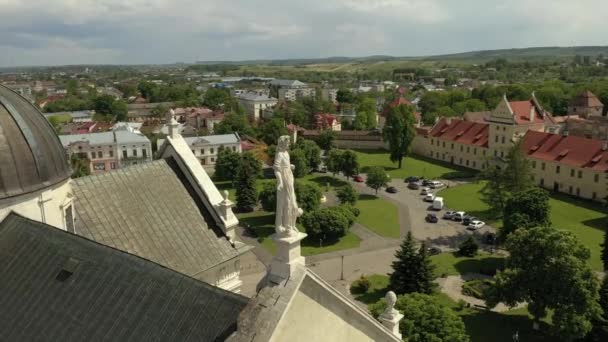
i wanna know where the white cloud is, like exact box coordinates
[0,0,607,66]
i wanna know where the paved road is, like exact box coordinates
[236,173,497,298]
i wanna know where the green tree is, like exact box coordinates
[326,149,344,176]
[353,98,377,130]
[235,152,259,212]
[365,166,388,194]
[382,104,416,168]
[317,130,336,152]
[458,236,479,257]
[110,100,128,121]
[289,149,309,178]
[389,232,436,295]
[502,187,551,238]
[70,154,90,178]
[259,181,277,212]
[480,165,509,217]
[93,95,116,115]
[294,182,322,212]
[503,139,534,192]
[151,104,169,118]
[602,229,608,271]
[340,150,359,180]
[297,139,321,171]
[369,293,469,342]
[214,147,241,181]
[202,88,230,110]
[336,88,355,104]
[214,112,254,136]
[486,227,601,339]
[259,119,288,146]
[336,184,358,205]
[301,207,352,241]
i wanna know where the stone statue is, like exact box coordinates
[382,291,399,319]
[274,135,303,236]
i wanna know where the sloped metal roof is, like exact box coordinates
[0,212,248,341]
[0,84,71,199]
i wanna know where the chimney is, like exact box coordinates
[529,106,536,122]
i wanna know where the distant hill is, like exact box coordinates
[195,46,608,66]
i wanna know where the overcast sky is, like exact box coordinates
[0,0,606,67]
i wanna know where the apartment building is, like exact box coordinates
[321,88,338,104]
[270,79,316,102]
[59,128,152,174]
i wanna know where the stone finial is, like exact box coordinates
[222,190,229,202]
[379,291,403,339]
[168,108,180,139]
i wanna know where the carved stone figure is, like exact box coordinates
[382,291,399,319]
[274,136,303,236]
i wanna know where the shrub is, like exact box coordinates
[350,275,371,294]
[259,181,277,212]
[332,204,359,226]
[461,279,493,300]
[295,182,322,212]
[301,206,352,241]
[336,184,358,205]
[458,237,479,257]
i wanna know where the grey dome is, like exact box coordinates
[0,84,71,199]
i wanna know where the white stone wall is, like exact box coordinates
[0,180,74,231]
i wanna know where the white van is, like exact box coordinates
[432,197,444,210]
[424,193,435,202]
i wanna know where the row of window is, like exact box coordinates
[428,151,486,169]
[191,145,238,156]
[429,139,486,156]
[90,148,148,159]
[537,178,598,200]
[531,161,600,182]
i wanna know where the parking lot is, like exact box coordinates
[379,178,497,251]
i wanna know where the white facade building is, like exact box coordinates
[158,133,241,167]
[236,91,278,121]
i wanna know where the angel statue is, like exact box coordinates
[274,135,303,236]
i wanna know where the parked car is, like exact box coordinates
[432,197,444,210]
[443,211,456,220]
[353,175,364,182]
[453,211,466,221]
[425,213,438,223]
[462,215,478,225]
[421,179,433,186]
[427,246,442,255]
[429,181,445,189]
[468,220,486,230]
[408,182,420,190]
[386,186,398,193]
[483,233,496,245]
[405,176,420,183]
[421,187,431,195]
[424,193,435,202]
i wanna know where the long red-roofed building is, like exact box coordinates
[411,93,607,202]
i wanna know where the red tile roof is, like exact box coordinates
[314,113,338,129]
[522,130,608,171]
[570,90,604,108]
[380,96,415,117]
[428,118,489,147]
[508,100,546,125]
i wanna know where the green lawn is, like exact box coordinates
[355,150,477,180]
[438,182,608,270]
[431,252,505,277]
[237,210,361,256]
[355,194,400,238]
[352,274,553,342]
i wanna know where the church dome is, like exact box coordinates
[0,84,71,200]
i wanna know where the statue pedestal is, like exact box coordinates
[379,311,403,339]
[269,232,307,284]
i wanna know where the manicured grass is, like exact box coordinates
[355,150,477,180]
[48,113,72,124]
[354,274,553,342]
[237,210,361,256]
[438,182,608,270]
[430,252,505,277]
[352,274,391,304]
[355,194,400,238]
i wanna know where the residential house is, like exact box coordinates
[237,91,278,121]
[378,96,421,130]
[158,133,241,167]
[59,127,152,173]
[314,113,341,131]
